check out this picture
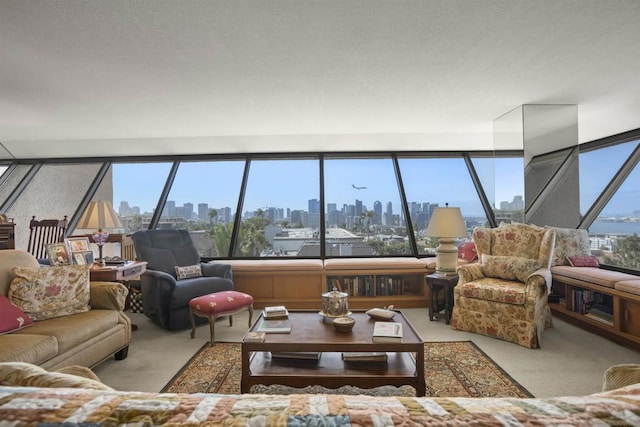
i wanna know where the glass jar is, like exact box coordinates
[321,287,349,318]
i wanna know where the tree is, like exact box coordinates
[128,214,143,232]
[605,233,640,270]
[208,208,218,224]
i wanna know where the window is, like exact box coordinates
[399,157,485,255]
[164,160,244,257]
[587,147,640,270]
[234,158,319,257]
[324,157,408,256]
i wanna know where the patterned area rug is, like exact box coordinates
[161,340,532,397]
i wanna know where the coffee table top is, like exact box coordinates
[244,310,423,352]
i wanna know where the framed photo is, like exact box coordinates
[66,236,91,253]
[71,250,94,265]
[47,242,70,266]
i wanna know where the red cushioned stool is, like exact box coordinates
[189,291,254,346]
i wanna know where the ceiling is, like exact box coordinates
[1,0,640,159]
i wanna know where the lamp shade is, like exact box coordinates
[425,206,467,238]
[77,201,123,230]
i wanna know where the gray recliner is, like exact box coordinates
[132,229,233,330]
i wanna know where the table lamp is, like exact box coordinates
[425,204,468,275]
[76,201,123,265]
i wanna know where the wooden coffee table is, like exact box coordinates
[241,310,425,396]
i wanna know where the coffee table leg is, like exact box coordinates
[416,348,426,396]
[241,345,249,393]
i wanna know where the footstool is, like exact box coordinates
[189,291,254,346]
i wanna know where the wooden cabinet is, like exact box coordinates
[0,223,15,250]
[550,277,640,350]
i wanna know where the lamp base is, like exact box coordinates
[435,238,459,276]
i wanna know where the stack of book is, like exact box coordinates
[271,351,321,360]
[263,305,289,319]
[342,352,388,362]
[256,318,292,334]
[372,321,403,342]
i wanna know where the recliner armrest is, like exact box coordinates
[201,262,232,279]
[144,269,178,287]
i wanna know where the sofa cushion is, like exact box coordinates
[324,257,426,270]
[0,334,58,365]
[548,227,592,266]
[0,362,113,391]
[9,265,90,321]
[175,264,202,280]
[458,277,527,305]
[481,254,541,283]
[615,279,640,296]
[13,310,122,354]
[551,266,638,289]
[0,294,33,334]
[457,241,478,262]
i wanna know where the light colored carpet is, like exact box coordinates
[93,309,640,397]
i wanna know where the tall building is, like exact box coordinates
[373,201,382,225]
[308,199,320,214]
[164,200,176,218]
[198,203,209,222]
[183,203,193,220]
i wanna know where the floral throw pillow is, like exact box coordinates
[567,255,600,267]
[481,254,542,283]
[0,295,33,334]
[457,241,478,262]
[8,265,91,321]
[175,264,203,280]
[548,226,592,266]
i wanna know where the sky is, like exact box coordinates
[113,157,526,218]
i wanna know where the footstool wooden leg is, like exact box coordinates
[190,308,197,339]
[209,316,215,347]
[248,304,254,326]
[229,315,233,327]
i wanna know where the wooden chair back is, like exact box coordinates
[27,215,68,260]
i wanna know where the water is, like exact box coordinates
[588,219,640,235]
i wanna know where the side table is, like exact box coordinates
[425,273,458,324]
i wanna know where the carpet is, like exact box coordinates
[161,340,533,397]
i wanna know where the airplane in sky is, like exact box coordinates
[352,184,367,190]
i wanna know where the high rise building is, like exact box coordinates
[198,203,209,222]
[183,203,193,220]
[308,198,320,214]
[373,200,382,225]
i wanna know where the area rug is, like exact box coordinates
[161,340,532,397]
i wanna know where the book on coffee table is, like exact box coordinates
[372,321,403,342]
[263,305,289,319]
[256,318,292,334]
[271,351,321,360]
[342,352,388,362]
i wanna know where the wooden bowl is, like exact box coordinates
[333,316,355,332]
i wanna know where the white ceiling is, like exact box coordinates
[1,0,640,159]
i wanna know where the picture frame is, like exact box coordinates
[71,250,94,265]
[66,236,91,253]
[47,242,70,266]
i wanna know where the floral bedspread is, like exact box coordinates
[1,384,639,426]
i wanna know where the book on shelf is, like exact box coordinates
[342,352,388,362]
[263,306,289,319]
[244,332,266,342]
[271,351,321,360]
[256,319,292,334]
[584,308,614,326]
[372,321,403,342]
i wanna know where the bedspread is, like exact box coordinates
[1,384,639,426]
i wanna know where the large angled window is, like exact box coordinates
[324,156,408,256]
[164,160,244,257]
[399,157,486,255]
[579,141,637,215]
[587,145,640,270]
[234,157,319,257]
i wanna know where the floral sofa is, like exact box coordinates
[451,222,555,348]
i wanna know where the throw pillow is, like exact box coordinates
[567,255,600,268]
[175,264,203,280]
[0,295,33,334]
[547,226,592,266]
[457,241,478,262]
[8,265,91,321]
[481,254,542,282]
[0,362,113,391]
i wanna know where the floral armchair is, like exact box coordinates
[451,223,556,348]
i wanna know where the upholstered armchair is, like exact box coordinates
[132,229,234,330]
[451,223,556,348]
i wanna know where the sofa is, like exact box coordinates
[0,250,132,370]
[0,382,638,425]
